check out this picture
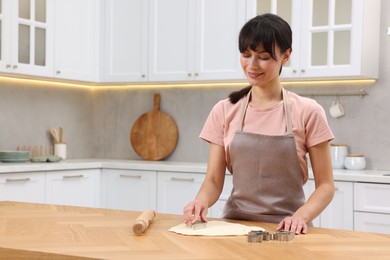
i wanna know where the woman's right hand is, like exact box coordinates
[183,199,208,225]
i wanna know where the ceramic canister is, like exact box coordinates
[330,144,348,169]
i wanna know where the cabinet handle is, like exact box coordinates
[171,177,195,182]
[141,74,146,78]
[56,70,61,74]
[334,186,339,191]
[63,175,84,179]
[12,65,18,69]
[6,178,31,182]
[6,64,11,69]
[194,73,199,76]
[292,69,297,73]
[119,174,141,179]
[188,73,192,77]
[301,69,305,73]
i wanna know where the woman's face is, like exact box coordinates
[240,43,290,87]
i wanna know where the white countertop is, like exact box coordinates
[1,159,390,184]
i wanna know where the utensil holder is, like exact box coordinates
[54,143,67,160]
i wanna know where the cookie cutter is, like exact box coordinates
[247,230,295,243]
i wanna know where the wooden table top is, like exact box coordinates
[1,201,390,259]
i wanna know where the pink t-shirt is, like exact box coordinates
[199,89,334,183]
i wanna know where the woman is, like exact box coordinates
[183,13,335,234]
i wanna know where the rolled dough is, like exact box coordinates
[169,220,265,236]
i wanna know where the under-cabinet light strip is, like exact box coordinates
[0,75,376,90]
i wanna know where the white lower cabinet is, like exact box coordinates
[0,172,45,203]
[354,183,390,234]
[157,172,205,215]
[303,180,353,230]
[45,169,101,208]
[209,174,233,218]
[101,169,157,211]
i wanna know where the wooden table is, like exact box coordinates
[1,201,390,259]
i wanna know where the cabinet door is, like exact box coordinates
[45,169,101,208]
[1,0,54,76]
[302,179,320,227]
[354,212,390,235]
[209,174,232,218]
[0,172,45,203]
[157,171,205,214]
[300,0,380,79]
[193,0,246,81]
[101,169,157,211]
[320,181,353,230]
[103,0,148,82]
[54,0,99,81]
[253,0,302,78]
[354,183,390,214]
[148,0,194,81]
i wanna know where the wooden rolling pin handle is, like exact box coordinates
[132,209,156,234]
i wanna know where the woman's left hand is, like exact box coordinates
[276,215,308,234]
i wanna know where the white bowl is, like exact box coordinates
[344,154,366,170]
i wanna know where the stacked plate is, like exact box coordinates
[0,150,30,163]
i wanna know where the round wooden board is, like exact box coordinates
[130,94,178,160]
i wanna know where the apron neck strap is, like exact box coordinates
[238,87,293,135]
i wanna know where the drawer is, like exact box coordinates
[354,183,390,214]
[354,212,390,234]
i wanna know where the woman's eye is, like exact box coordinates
[259,55,270,60]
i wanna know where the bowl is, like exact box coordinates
[344,154,366,170]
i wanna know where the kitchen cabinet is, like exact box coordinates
[304,179,353,230]
[103,0,148,82]
[209,174,232,218]
[148,0,246,82]
[252,0,381,79]
[0,0,54,77]
[157,171,205,214]
[53,0,100,82]
[101,169,157,211]
[45,169,101,208]
[354,183,390,234]
[0,172,45,203]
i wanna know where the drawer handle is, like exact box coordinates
[171,177,195,182]
[6,178,31,182]
[334,186,339,191]
[119,174,141,179]
[63,175,84,179]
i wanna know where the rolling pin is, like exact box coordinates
[132,209,156,234]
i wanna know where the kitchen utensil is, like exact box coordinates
[132,209,156,234]
[187,220,207,230]
[59,127,64,143]
[54,143,67,160]
[50,128,59,143]
[130,94,178,160]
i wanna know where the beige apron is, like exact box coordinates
[223,88,306,223]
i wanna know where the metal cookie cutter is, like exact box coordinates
[187,220,207,230]
[274,231,295,242]
[247,231,264,243]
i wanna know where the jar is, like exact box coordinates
[330,144,348,169]
[344,154,366,170]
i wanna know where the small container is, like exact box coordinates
[330,144,348,169]
[344,154,366,170]
[54,143,67,160]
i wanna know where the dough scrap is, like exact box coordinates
[169,220,265,236]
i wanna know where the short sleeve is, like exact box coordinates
[199,101,226,147]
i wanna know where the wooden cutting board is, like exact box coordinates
[130,94,178,160]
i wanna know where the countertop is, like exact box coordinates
[1,201,390,259]
[1,158,390,184]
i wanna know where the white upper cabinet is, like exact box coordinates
[54,0,100,82]
[251,0,381,80]
[0,0,54,77]
[148,0,246,82]
[103,0,148,82]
